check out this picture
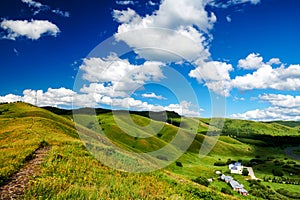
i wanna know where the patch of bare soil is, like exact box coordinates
[0,146,51,200]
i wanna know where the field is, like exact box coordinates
[1,102,300,199]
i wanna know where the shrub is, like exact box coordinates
[287,161,296,165]
[250,158,265,164]
[192,176,210,187]
[294,164,300,168]
[282,164,291,169]
[157,133,162,138]
[226,158,235,165]
[272,168,284,177]
[276,188,300,199]
[273,160,284,166]
[214,161,226,166]
[242,168,249,176]
[267,156,275,161]
[226,159,231,165]
[221,187,232,195]
[175,161,183,167]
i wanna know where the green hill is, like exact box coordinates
[1,102,300,199]
[0,102,233,199]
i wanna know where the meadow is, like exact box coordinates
[1,102,300,199]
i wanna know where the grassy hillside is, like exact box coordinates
[221,118,300,137]
[0,102,233,199]
[270,121,300,128]
[1,102,300,199]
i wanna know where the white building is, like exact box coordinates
[229,162,243,174]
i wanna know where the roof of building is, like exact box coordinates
[229,180,243,189]
[229,162,243,170]
[220,174,233,181]
[239,188,248,193]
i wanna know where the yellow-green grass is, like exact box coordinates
[263,181,300,193]
[24,143,231,199]
[222,118,300,136]
[1,103,232,199]
[2,102,300,199]
[0,103,78,184]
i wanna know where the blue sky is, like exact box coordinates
[0,0,300,121]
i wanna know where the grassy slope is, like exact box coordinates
[222,118,299,136]
[0,103,232,199]
[2,103,300,199]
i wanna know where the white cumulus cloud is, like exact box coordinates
[194,53,300,96]
[1,19,60,40]
[113,0,216,62]
[238,53,263,70]
[79,54,165,99]
[231,94,300,121]
[232,64,300,91]
[189,60,233,96]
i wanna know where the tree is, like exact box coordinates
[221,187,232,195]
[242,168,249,176]
[272,169,284,177]
[176,161,183,167]
[192,176,210,187]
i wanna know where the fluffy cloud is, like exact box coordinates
[232,64,300,91]
[113,8,138,23]
[80,54,165,91]
[113,0,216,62]
[189,60,233,96]
[190,61,233,82]
[142,92,166,100]
[259,94,300,108]
[191,53,300,96]
[0,19,60,40]
[0,88,75,107]
[267,58,281,65]
[238,53,263,70]
[0,94,22,103]
[79,54,165,96]
[231,94,300,121]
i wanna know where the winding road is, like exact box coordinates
[285,145,300,161]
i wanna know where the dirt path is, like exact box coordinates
[244,167,258,180]
[0,146,51,200]
[285,145,300,161]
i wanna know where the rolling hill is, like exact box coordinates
[0,102,233,199]
[1,102,300,199]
